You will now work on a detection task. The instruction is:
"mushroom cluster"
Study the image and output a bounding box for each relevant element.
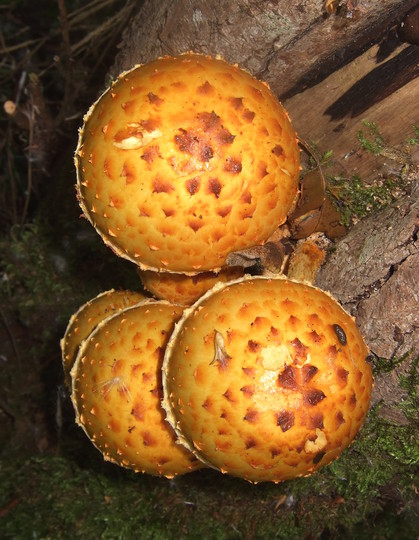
[64,53,373,482]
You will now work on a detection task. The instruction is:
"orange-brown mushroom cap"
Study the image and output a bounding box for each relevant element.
[71,299,203,477]
[75,53,300,274]
[61,289,145,388]
[162,276,373,483]
[138,266,244,306]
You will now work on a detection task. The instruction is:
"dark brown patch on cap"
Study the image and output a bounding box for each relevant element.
[189,219,203,232]
[147,92,164,106]
[247,340,261,353]
[240,385,255,398]
[141,145,162,166]
[305,388,326,406]
[229,97,243,110]
[185,176,201,195]
[270,447,281,457]
[224,157,242,174]
[258,161,268,179]
[336,367,349,384]
[121,100,136,114]
[162,207,176,217]
[197,111,235,146]
[200,144,214,162]
[242,366,256,378]
[223,388,236,403]
[335,410,345,427]
[197,81,214,95]
[272,144,284,157]
[217,205,232,218]
[131,403,144,422]
[309,330,323,344]
[244,408,259,423]
[290,338,308,361]
[302,364,318,384]
[215,439,232,451]
[207,177,222,198]
[278,365,298,390]
[202,397,213,411]
[152,176,175,193]
[327,344,338,359]
[276,410,295,432]
[245,438,257,449]
[240,190,252,204]
[288,315,300,328]
[141,117,161,132]
[242,109,255,122]
[250,86,263,101]
[175,128,195,153]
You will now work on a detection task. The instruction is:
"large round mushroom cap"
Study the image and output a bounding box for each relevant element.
[71,300,203,477]
[162,277,373,483]
[61,289,145,388]
[75,53,300,274]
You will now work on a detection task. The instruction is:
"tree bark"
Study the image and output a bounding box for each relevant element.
[315,188,418,415]
[111,0,417,98]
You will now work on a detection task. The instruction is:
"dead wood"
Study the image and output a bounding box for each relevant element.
[111,0,417,98]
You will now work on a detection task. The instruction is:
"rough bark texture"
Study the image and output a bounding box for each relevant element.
[315,188,418,414]
[111,0,417,98]
[315,189,418,360]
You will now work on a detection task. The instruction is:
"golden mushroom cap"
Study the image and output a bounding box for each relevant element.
[162,276,373,483]
[138,266,244,306]
[75,53,300,274]
[71,299,203,477]
[61,289,145,388]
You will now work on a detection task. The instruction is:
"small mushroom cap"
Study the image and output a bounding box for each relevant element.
[75,53,300,274]
[71,300,203,477]
[162,276,373,483]
[61,289,145,388]
[138,266,244,306]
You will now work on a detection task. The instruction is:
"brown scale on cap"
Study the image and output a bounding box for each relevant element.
[75,53,300,274]
[71,300,204,478]
[162,276,373,483]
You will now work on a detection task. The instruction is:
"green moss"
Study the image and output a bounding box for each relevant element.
[1,355,417,539]
[357,120,385,156]
[321,121,416,227]
[326,174,402,227]
[406,125,419,146]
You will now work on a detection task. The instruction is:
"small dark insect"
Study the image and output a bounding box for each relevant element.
[333,324,347,345]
